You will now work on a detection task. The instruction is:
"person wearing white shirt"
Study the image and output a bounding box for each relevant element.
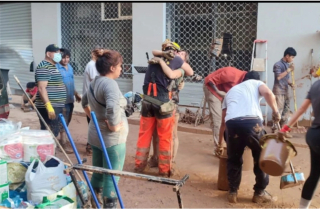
[82,46,103,155]
[218,72,281,204]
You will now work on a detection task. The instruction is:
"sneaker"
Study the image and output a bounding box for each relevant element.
[61,142,74,154]
[86,143,92,156]
[134,167,145,173]
[91,187,103,208]
[228,191,237,203]
[159,172,170,178]
[169,162,177,177]
[148,156,158,168]
[252,190,277,203]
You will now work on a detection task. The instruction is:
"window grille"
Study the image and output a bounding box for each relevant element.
[61,3,132,78]
[166,3,258,82]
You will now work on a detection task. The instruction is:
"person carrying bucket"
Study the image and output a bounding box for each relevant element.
[279,79,320,209]
[218,71,281,204]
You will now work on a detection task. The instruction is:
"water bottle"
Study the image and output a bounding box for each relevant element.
[12,195,23,208]
[1,197,14,208]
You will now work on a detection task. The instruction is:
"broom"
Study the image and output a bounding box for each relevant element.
[290,71,307,133]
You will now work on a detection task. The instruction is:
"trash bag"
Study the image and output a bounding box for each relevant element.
[25,156,67,204]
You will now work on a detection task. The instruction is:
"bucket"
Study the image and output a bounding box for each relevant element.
[21,130,55,162]
[217,148,229,191]
[259,134,297,176]
[242,147,254,171]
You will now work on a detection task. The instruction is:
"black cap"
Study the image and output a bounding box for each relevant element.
[45,44,60,53]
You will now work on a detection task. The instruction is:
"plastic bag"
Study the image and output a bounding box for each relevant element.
[25,156,67,204]
[45,183,77,209]
[0,119,22,139]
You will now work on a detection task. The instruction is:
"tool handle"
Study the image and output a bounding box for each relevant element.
[275,122,281,130]
[290,71,300,127]
[290,71,297,111]
[91,112,125,209]
[289,161,298,183]
[59,114,101,208]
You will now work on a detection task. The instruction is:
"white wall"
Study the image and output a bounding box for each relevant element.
[31,3,61,67]
[132,3,166,93]
[257,3,320,124]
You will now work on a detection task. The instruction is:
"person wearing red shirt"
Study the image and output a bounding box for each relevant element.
[203,67,256,155]
[21,82,38,112]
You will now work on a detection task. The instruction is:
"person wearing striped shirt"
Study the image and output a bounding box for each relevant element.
[35,44,71,153]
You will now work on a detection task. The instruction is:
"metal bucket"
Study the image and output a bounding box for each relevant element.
[217,148,229,191]
[259,134,297,176]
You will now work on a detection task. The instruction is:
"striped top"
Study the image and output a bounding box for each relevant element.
[35,60,66,108]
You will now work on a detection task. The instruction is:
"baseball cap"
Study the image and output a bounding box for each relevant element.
[45,44,60,53]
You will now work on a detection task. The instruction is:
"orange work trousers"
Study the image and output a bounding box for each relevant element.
[135,100,174,176]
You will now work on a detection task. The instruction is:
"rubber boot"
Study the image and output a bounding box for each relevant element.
[148,155,158,168]
[90,187,103,208]
[103,197,118,209]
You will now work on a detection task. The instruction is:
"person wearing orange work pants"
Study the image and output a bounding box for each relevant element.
[135,100,174,176]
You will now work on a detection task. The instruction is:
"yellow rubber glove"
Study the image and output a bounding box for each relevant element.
[316,67,320,77]
[45,102,56,120]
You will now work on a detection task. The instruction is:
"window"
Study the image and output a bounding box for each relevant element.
[101,3,132,21]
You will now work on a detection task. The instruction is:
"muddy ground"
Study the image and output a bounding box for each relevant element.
[7,106,320,208]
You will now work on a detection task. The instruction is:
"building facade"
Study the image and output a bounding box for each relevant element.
[0,3,319,123]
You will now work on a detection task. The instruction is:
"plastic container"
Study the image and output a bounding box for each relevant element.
[259,134,297,176]
[21,130,55,162]
[0,183,9,203]
[36,195,74,209]
[0,135,23,162]
[76,181,89,208]
[1,197,14,208]
[12,195,23,208]
[0,119,21,138]
[0,160,7,185]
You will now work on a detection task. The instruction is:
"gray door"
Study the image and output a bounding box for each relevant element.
[0,3,34,93]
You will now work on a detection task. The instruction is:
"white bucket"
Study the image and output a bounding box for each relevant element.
[21,130,56,162]
[0,135,23,162]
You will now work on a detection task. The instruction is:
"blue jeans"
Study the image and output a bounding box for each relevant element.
[226,117,269,193]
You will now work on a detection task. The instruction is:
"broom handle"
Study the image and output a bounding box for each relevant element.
[291,71,299,127]
[13,75,84,182]
[289,161,298,183]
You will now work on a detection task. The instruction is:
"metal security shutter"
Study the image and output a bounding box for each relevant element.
[0,3,33,92]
